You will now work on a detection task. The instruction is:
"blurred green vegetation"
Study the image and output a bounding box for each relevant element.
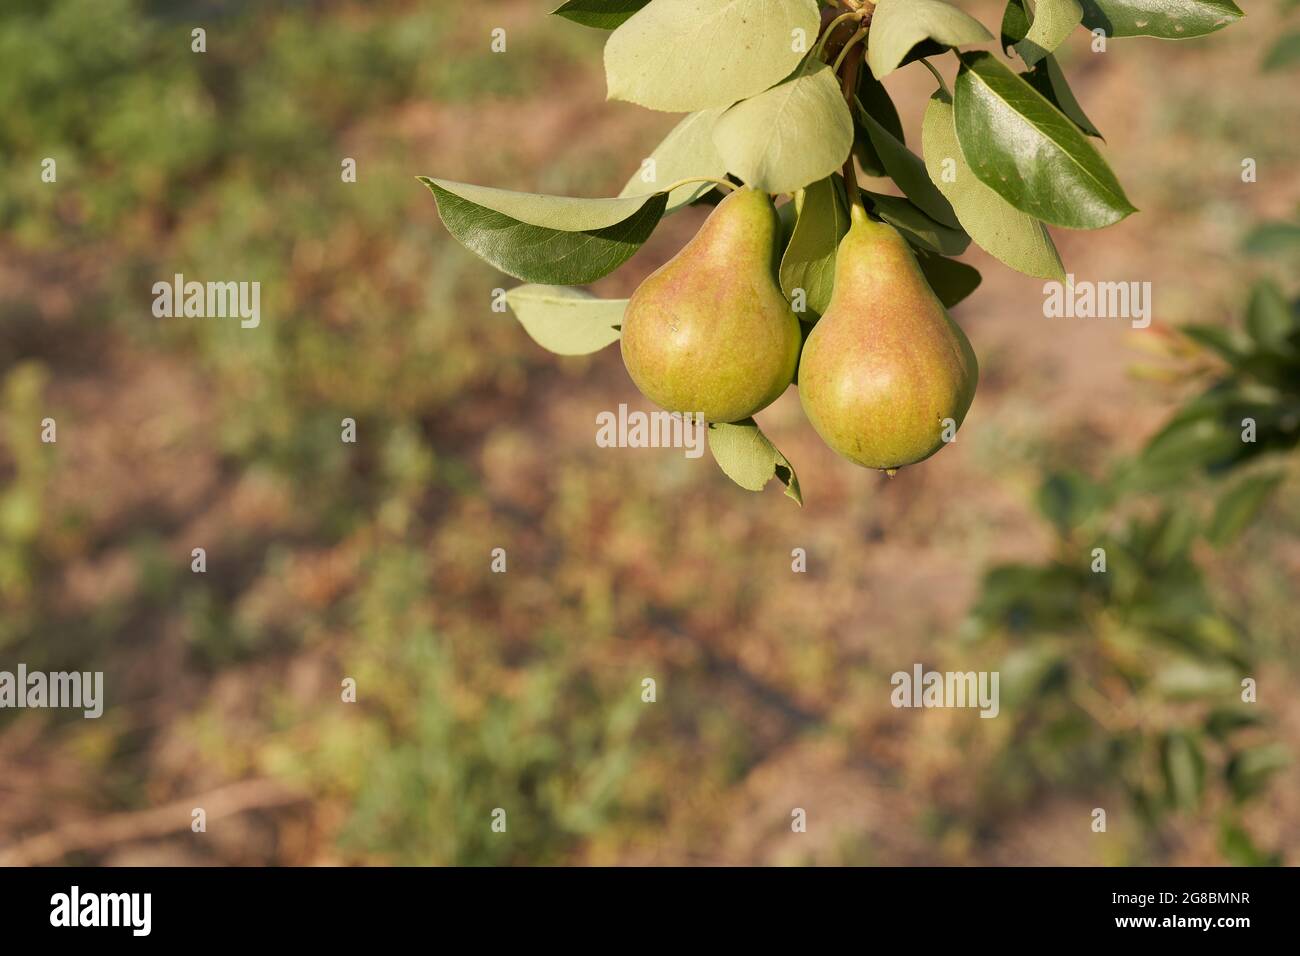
[968,275,1300,864]
[0,0,1296,865]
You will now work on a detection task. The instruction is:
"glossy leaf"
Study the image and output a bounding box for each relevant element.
[551,0,651,29]
[953,51,1135,229]
[866,192,970,256]
[712,62,854,194]
[1003,0,1102,136]
[853,70,905,177]
[620,109,728,213]
[1025,55,1104,138]
[922,91,1065,280]
[858,105,961,229]
[604,0,819,112]
[1078,0,1243,39]
[505,285,626,355]
[421,178,667,284]
[708,419,802,505]
[780,176,849,319]
[867,0,993,79]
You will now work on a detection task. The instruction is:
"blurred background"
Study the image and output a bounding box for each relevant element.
[1,0,1297,865]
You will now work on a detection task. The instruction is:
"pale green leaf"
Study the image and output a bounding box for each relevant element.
[712,62,854,194]
[922,91,1065,280]
[1015,0,1083,66]
[708,419,802,504]
[867,0,994,79]
[780,176,849,318]
[620,109,728,213]
[604,0,820,112]
[505,285,626,355]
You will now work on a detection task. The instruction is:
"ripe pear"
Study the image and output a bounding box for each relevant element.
[798,207,978,471]
[620,187,801,423]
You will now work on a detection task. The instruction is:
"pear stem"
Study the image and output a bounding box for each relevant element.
[919,58,950,97]
[658,176,737,195]
[831,27,867,74]
[812,11,864,63]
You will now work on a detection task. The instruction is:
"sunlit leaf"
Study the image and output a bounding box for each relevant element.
[505,285,626,355]
[604,0,819,112]
[922,90,1065,279]
[708,418,802,504]
[953,51,1135,229]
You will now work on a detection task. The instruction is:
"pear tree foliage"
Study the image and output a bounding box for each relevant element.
[422,0,1242,501]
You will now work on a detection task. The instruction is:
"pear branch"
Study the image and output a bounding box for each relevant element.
[838,33,866,215]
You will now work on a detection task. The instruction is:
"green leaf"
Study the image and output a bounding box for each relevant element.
[1244,280,1295,352]
[1207,473,1283,546]
[1003,0,1102,137]
[1035,469,1101,534]
[1242,220,1300,256]
[1204,707,1263,740]
[858,105,961,229]
[1263,31,1300,70]
[922,91,1065,280]
[953,51,1135,229]
[1160,731,1205,811]
[619,109,728,213]
[853,70,905,177]
[604,0,820,112]
[1226,744,1289,802]
[712,62,854,194]
[1155,660,1241,700]
[780,177,849,319]
[1219,821,1282,866]
[707,419,802,505]
[1078,0,1243,39]
[1141,406,1243,475]
[1015,0,1083,66]
[867,0,994,79]
[420,178,667,284]
[866,192,970,257]
[1180,323,1251,364]
[552,0,651,29]
[1024,55,1104,138]
[913,248,982,308]
[504,285,626,355]
[1001,0,1033,50]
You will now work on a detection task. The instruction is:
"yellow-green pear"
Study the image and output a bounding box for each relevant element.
[798,207,978,471]
[620,186,801,423]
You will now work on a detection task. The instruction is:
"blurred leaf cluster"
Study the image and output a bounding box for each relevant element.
[968,271,1300,865]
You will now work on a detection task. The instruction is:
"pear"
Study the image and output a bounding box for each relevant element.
[798,207,978,471]
[620,187,802,423]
